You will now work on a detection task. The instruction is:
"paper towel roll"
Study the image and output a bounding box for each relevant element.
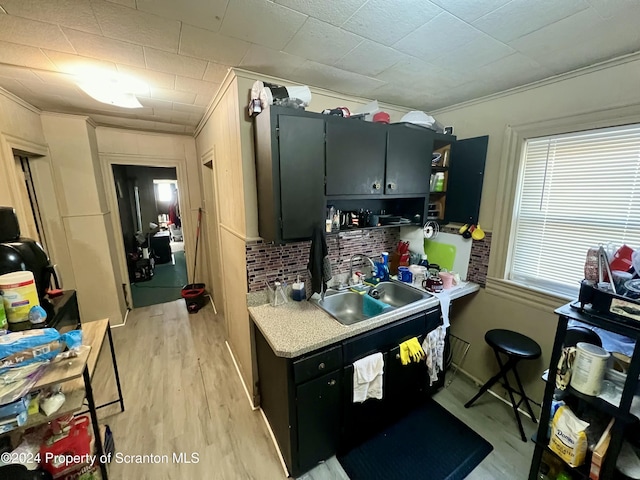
[400,226,426,255]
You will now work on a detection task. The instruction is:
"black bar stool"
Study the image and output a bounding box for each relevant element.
[464,329,541,442]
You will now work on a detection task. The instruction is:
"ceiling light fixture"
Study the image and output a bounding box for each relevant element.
[75,69,148,109]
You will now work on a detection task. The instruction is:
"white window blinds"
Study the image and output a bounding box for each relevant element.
[509,123,640,297]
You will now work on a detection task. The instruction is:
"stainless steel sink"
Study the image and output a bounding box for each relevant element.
[312,281,432,325]
[316,291,369,325]
[371,281,426,307]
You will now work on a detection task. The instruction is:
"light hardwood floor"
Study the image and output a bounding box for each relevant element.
[92,300,535,479]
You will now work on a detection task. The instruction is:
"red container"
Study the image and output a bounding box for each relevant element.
[181,283,206,313]
[610,244,634,273]
[40,416,91,477]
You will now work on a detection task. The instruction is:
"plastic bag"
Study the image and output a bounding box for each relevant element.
[0,329,60,358]
[0,329,83,370]
[0,361,49,405]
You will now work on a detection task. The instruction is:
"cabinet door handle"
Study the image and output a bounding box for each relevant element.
[387,182,396,190]
[318,362,325,370]
[372,182,381,190]
[396,353,400,360]
[328,379,336,386]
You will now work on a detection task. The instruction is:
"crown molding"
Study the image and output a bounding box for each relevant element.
[94,124,193,138]
[194,66,414,138]
[195,67,236,137]
[40,110,92,122]
[232,67,409,114]
[0,86,40,114]
[431,50,640,115]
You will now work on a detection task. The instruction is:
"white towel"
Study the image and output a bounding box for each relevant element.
[429,290,451,328]
[423,326,446,385]
[353,352,384,403]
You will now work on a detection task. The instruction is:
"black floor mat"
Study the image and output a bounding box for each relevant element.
[338,400,493,480]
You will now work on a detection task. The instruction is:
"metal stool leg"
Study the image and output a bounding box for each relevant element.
[512,362,537,423]
[464,353,513,408]
[493,351,527,442]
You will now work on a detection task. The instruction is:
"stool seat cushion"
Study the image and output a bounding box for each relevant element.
[485,329,541,359]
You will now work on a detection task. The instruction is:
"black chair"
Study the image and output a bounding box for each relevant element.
[564,325,602,348]
[464,329,542,442]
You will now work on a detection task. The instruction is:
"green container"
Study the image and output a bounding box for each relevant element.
[0,297,6,331]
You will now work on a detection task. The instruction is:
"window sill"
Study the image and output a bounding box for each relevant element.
[485,277,573,313]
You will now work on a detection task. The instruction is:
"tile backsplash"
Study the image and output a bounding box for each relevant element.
[246,228,401,292]
[440,226,491,287]
[245,226,491,292]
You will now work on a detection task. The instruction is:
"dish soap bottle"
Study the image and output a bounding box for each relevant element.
[379,252,390,281]
[419,254,429,268]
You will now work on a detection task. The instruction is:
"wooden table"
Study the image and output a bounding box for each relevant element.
[69,319,125,413]
[75,319,125,479]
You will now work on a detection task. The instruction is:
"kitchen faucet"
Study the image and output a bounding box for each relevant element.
[349,254,376,285]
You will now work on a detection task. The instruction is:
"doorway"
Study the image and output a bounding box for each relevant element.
[13,155,46,245]
[111,165,188,308]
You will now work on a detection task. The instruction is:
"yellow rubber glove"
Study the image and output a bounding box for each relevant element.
[399,342,410,365]
[408,337,425,362]
[403,338,415,363]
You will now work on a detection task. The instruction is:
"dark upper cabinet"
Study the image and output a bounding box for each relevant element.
[325,118,387,196]
[385,124,434,195]
[444,135,488,224]
[254,107,326,243]
[278,115,326,239]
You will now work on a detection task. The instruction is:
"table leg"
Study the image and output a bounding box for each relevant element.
[107,322,125,412]
[84,366,108,480]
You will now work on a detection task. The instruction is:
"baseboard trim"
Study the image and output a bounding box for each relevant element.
[224,340,258,411]
[259,407,290,478]
[110,308,131,329]
[206,294,218,315]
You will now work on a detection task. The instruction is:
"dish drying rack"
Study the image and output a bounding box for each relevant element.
[446,334,471,387]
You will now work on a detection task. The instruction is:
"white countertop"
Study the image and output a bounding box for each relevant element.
[249,281,480,359]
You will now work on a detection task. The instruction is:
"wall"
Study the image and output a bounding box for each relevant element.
[0,90,76,292]
[41,113,125,325]
[111,165,136,252]
[429,55,640,401]
[195,75,250,396]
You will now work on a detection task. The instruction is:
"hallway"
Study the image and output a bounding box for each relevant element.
[131,242,188,308]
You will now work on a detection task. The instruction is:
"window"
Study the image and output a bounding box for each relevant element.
[156,182,173,202]
[508,123,640,297]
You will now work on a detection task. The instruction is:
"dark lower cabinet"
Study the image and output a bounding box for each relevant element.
[254,306,443,477]
[296,370,342,469]
[341,355,389,451]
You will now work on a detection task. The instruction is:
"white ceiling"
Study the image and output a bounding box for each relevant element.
[0,0,638,135]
